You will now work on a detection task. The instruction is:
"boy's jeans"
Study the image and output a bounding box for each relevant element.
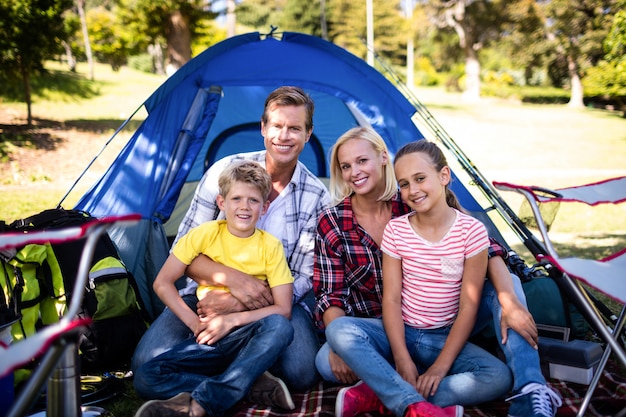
[133,314,293,417]
[132,293,320,392]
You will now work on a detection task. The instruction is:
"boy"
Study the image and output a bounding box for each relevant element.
[134,160,295,417]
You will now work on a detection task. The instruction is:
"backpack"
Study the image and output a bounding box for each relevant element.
[1,208,148,374]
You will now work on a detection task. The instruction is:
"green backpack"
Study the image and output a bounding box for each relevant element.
[1,208,148,375]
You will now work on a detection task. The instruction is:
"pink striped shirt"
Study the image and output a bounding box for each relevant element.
[381,210,489,329]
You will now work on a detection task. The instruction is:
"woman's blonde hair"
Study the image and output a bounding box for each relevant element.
[328,127,398,205]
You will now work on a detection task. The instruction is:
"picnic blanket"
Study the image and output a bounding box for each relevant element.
[229,359,626,417]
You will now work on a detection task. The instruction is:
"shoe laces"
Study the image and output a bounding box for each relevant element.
[506,383,562,416]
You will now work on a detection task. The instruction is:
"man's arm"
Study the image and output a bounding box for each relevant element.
[187,255,273,315]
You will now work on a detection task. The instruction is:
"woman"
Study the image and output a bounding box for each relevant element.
[313,127,560,417]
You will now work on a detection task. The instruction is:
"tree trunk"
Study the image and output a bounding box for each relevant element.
[20,62,32,126]
[567,54,584,108]
[62,40,77,72]
[463,47,481,102]
[226,0,236,37]
[166,10,192,74]
[76,0,94,81]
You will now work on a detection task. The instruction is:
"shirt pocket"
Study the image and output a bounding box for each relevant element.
[440,256,464,282]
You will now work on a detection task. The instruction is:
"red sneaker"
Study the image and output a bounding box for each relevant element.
[404,401,464,417]
[335,380,387,417]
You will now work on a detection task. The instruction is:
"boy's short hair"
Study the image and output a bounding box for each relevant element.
[218,160,272,202]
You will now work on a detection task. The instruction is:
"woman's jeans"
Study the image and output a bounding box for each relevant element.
[323,317,511,414]
[132,293,321,392]
[133,314,293,417]
[317,275,546,411]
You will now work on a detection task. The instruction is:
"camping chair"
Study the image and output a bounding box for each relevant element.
[493,177,626,417]
[0,214,139,417]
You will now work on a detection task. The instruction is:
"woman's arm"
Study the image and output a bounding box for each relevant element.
[153,255,202,335]
[195,283,293,345]
[382,253,418,386]
[417,248,488,398]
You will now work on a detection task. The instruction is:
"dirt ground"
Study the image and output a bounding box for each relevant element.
[0,107,126,196]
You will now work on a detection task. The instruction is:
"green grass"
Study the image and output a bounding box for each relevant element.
[2,68,625,416]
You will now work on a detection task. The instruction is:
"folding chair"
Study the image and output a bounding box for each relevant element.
[494,177,626,417]
[0,214,139,417]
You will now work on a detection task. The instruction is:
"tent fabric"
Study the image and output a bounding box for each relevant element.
[74,31,491,319]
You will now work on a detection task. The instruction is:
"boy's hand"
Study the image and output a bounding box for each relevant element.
[195,315,237,345]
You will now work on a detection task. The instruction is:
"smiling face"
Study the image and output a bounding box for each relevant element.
[217,181,269,238]
[394,151,450,213]
[261,104,311,171]
[336,138,388,198]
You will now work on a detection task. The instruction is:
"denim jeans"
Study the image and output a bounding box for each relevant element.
[132,293,320,392]
[133,314,294,417]
[323,317,511,414]
[473,276,547,393]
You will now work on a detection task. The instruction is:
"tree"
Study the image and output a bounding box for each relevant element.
[0,0,74,125]
[583,0,626,115]
[326,0,407,66]
[426,0,525,101]
[119,0,214,72]
[543,0,618,107]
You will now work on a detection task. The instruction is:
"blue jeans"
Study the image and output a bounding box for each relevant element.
[134,314,293,417]
[132,293,320,392]
[323,317,511,414]
[473,276,547,393]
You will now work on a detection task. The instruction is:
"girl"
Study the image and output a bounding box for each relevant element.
[381,140,511,414]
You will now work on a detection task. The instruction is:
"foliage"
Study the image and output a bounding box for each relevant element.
[582,3,626,105]
[0,0,74,123]
[543,0,618,88]
[326,0,407,65]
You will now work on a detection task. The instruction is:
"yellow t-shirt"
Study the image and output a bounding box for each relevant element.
[172,220,294,300]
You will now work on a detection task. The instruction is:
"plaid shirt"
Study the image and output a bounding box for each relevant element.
[176,151,330,304]
[313,193,507,329]
[313,192,411,329]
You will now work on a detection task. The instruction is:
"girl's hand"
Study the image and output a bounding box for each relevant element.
[395,357,419,388]
[416,364,447,399]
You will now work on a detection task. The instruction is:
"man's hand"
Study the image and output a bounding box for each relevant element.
[229,274,273,310]
[186,255,273,310]
[197,290,245,318]
[500,298,538,349]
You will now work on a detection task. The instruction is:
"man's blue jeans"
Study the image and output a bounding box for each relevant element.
[473,276,547,393]
[132,293,320,392]
[133,314,293,417]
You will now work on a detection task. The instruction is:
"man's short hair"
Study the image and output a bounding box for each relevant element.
[218,160,272,202]
[262,86,314,132]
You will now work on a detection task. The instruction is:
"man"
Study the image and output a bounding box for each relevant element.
[132,86,330,406]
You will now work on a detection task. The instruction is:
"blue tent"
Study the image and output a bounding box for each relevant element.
[74,31,498,319]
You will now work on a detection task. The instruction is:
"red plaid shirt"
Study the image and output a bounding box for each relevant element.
[313,192,507,330]
[313,192,411,329]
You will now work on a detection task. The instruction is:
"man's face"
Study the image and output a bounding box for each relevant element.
[261,104,311,168]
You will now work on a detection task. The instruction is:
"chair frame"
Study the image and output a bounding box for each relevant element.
[0,214,139,417]
[494,178,626,417]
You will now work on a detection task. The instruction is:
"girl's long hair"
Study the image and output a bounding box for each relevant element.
[394,140,461,210]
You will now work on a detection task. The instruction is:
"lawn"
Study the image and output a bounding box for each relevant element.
[1,62,625,416]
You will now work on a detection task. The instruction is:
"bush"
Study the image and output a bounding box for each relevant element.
[128,54,155,74]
